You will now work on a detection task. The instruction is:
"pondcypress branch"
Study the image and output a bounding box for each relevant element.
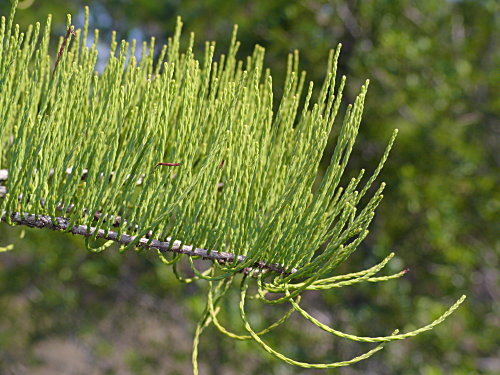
[1,210,296,275]
[0,1,466,371]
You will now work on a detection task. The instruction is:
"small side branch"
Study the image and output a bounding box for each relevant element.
[52,25,76,77]
[0,211,296,275]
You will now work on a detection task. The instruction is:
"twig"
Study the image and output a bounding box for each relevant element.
[52,25,76,78]
[156,162,181,167]
[0,211,296,275]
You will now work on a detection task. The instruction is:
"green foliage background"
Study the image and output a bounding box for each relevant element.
[0,0,498,374]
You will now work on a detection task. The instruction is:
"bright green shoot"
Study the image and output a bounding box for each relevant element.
[0,1,465,373]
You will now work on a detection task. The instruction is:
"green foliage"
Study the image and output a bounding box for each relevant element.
[0,1,475,373]
[1,3,387,279]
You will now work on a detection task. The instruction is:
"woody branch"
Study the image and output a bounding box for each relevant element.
[0,169,294,275]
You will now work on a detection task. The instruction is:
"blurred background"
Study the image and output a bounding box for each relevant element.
[0,0,498,374]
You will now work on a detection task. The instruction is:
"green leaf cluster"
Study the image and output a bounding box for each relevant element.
[0,1,465,371]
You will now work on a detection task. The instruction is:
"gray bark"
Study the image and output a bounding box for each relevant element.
[1,211,294,275]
